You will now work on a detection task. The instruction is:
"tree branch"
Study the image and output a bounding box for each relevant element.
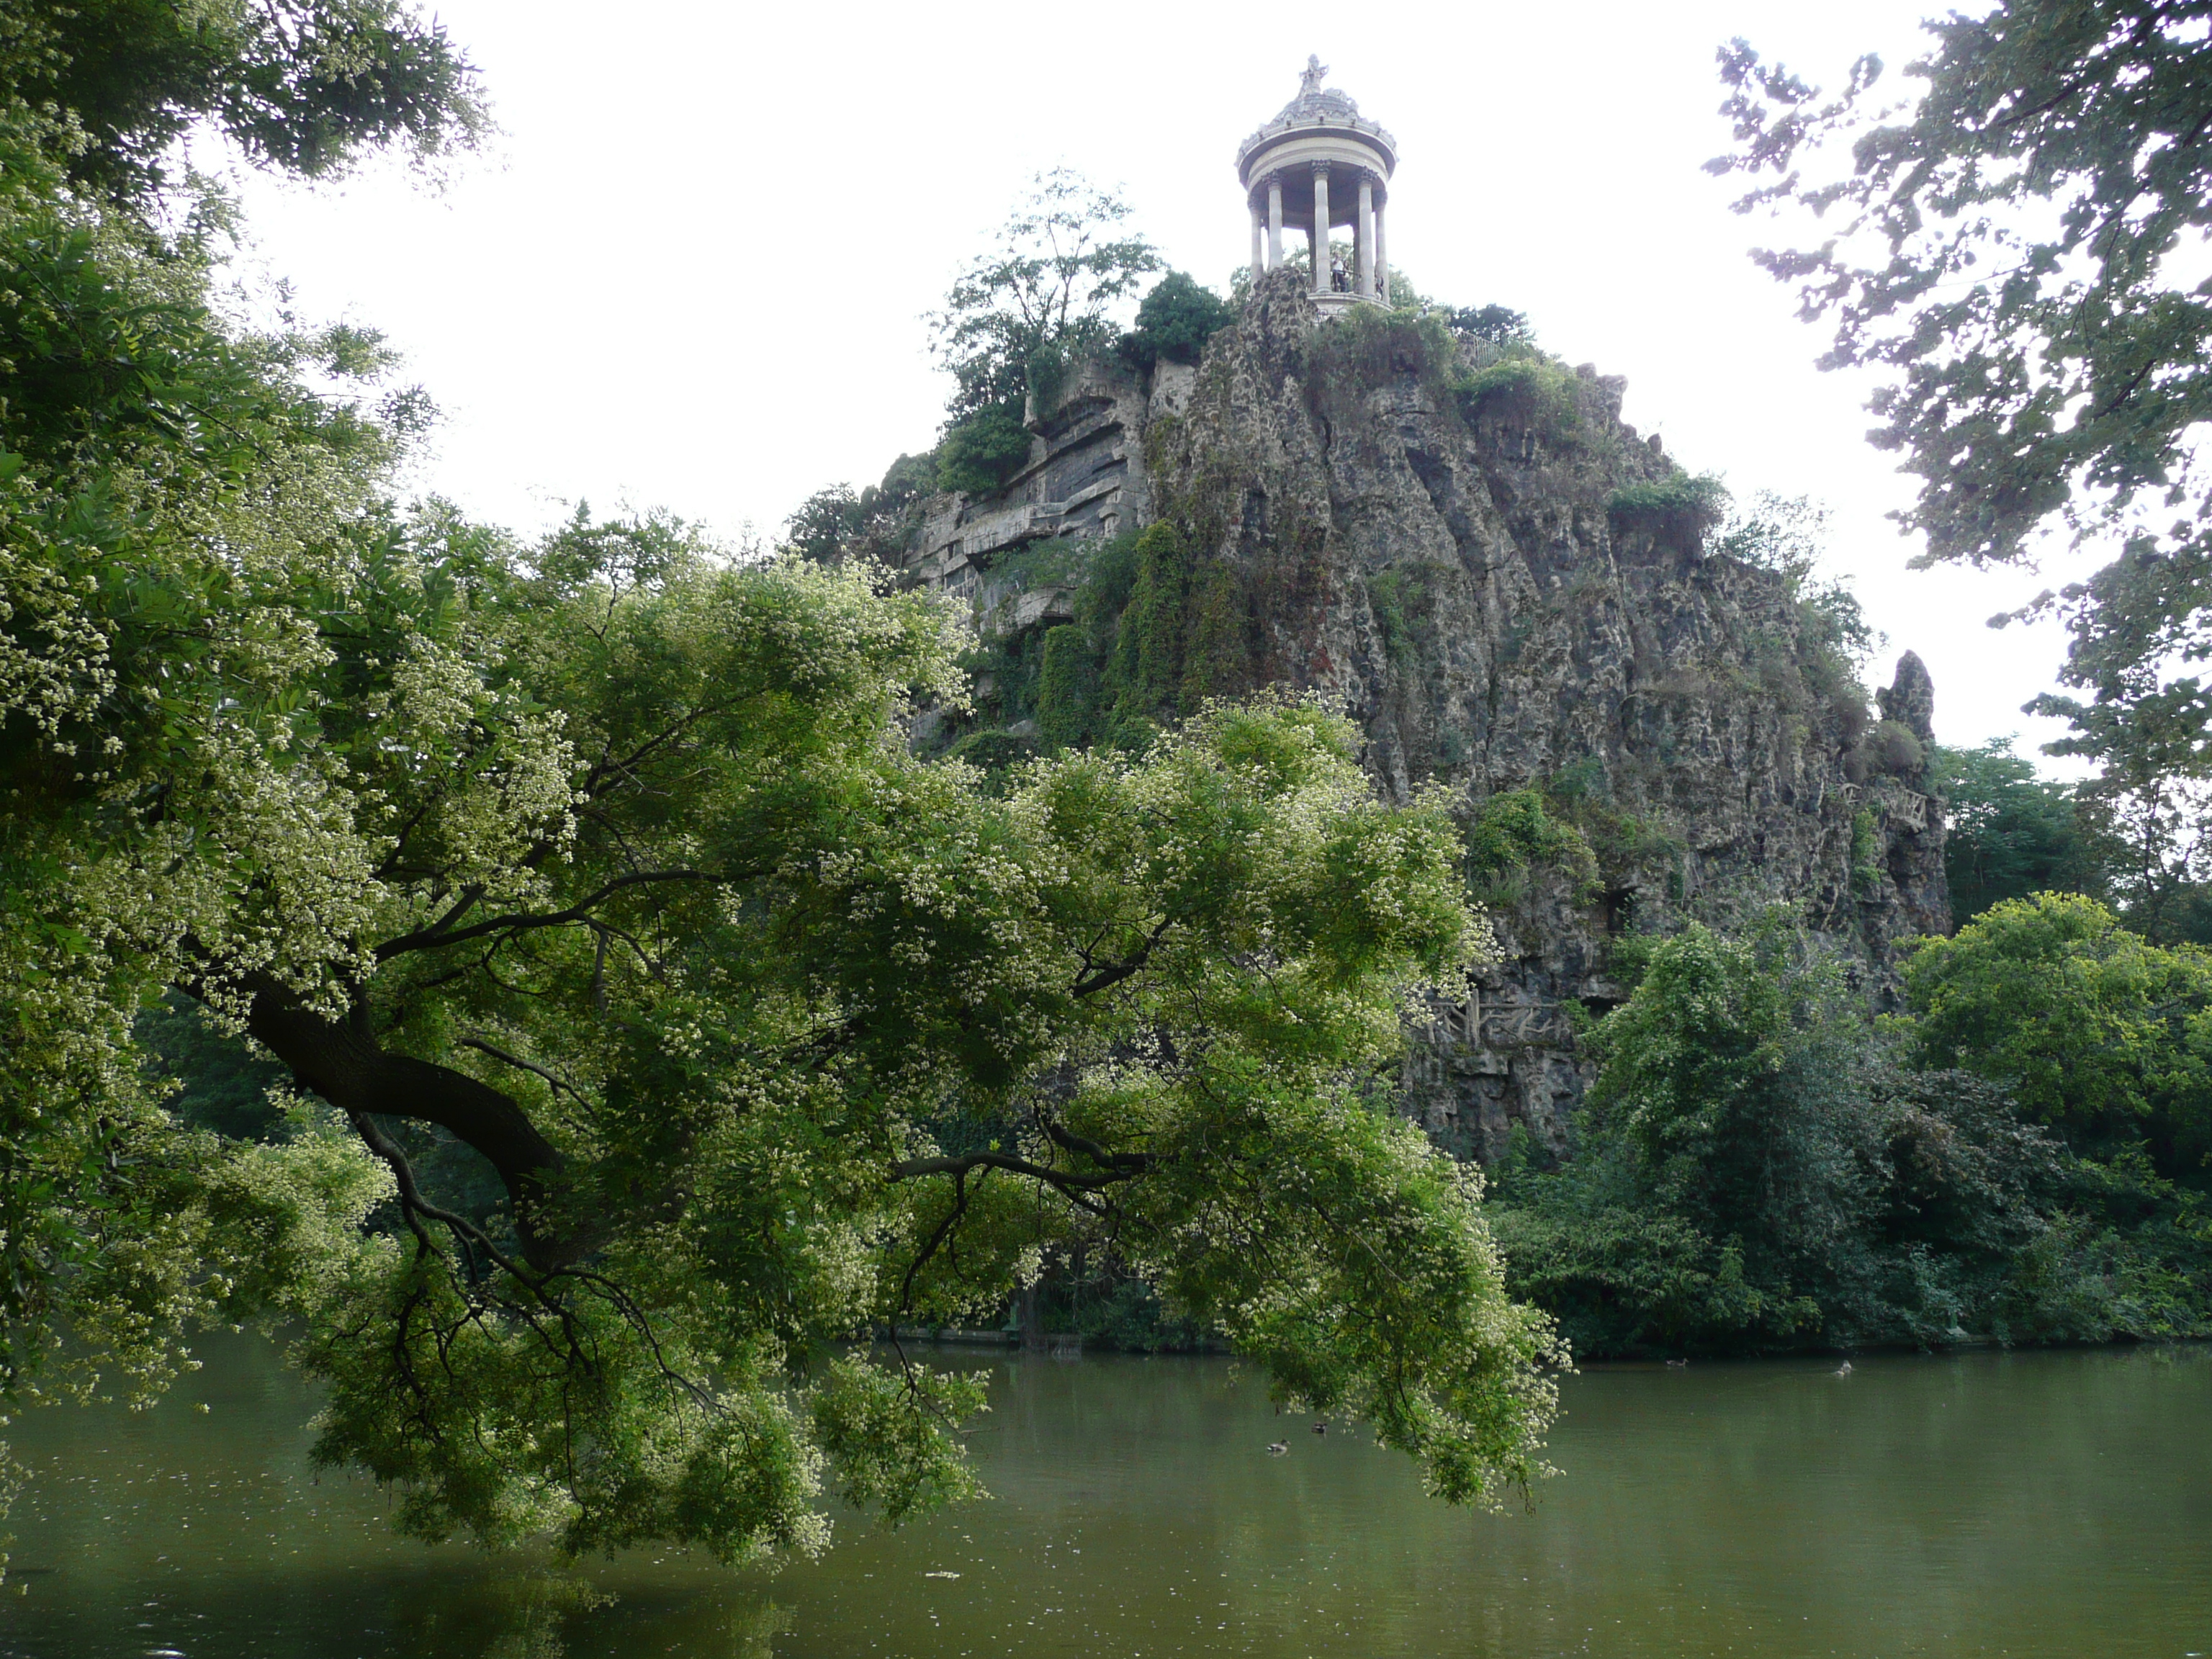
[1070,915,1174,998]
[459,1035,595,1106]
[1038,1116,1154,1174]
[374,871,719,961]
[199,972,574,1267]
[889,1148,1149,1218]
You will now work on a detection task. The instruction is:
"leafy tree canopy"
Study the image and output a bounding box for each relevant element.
[1930,739,2103,923]
[4,0,489,203]
[1447,305,1532,345]
[0,17,1560,1559]
[1490,917,2151,1354]
[1121,271,1234,371]
[1491,912,2212,1354]
[778,454,935,565]
[927,168,1160,423]
[1900,892,2212,1175]
[1712,1,2211,575]
[933,401,1033,498]
[1714,2,2212,891]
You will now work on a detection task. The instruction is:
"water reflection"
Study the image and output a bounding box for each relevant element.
[4,1335,2208,1657]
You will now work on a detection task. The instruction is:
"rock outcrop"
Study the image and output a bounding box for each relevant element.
[897,267,1948,1161]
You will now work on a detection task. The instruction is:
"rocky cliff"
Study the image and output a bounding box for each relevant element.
[898,266,1948,1160]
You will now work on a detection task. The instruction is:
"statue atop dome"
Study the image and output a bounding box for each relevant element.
[1299,54,1328,96]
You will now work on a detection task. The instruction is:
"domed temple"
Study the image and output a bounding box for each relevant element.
[887,55,1949,1163]
[1238,56,1395,313]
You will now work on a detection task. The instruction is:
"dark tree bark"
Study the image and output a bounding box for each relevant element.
[222,974,570,1266]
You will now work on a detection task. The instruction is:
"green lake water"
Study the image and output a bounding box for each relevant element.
[2,1334,2208,1658]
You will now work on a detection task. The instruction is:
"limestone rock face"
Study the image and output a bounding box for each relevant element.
[904,269,1950,1160]
[907,358,1155,639]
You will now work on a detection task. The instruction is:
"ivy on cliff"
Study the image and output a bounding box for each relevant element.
[1030,523,1255,755]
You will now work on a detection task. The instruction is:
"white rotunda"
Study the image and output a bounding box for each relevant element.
[1237,56,1395,315]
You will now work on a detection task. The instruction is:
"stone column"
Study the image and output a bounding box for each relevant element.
[1250,207,1264,283]
[1266,174,1283,268]
[1376,197,1390,304]
[1357,174,1376,300]
[1311,162,1331,297]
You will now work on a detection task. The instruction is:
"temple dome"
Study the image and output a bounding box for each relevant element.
[1272,84,1361,122]
[1234,58,1396,189]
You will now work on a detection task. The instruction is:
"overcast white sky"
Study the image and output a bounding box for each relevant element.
[220,0,2098,765]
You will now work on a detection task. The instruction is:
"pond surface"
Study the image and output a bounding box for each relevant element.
[2,1335,2208,1658]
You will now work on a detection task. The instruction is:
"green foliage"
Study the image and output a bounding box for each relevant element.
[1717,8,2212,862]
[1028,523,1252,754]
[4,0,489,204]
[1447,305,1533,345]
[1035,623,1100,752]
[942,728,1038,783]
[1304,305,1463,410]
[1714,492,1875,683]
[806,1356,990,1527]
[138,994,289,1142]
[1851,808,1882,896]
[1715,6,2212,573]
[955,619,1047,729]
[1606,473,1728,547]
[1078,523,1144,621]
[1869,719,1925,777]
[1899,893,2212,1177]
[1029,1262,1206,1352]
[1026,533,1136,754]
[1488,917,2212,1354]
[1138,1069,1558,1506]
[780,453,936,564]
[1452,349,1581,434]
[928,168,1160,422]
[0,21,1560,1557]
[1376,263,1432,313]
[1121,271,1233,371]
[1366,567,1416,667]
[1932,740,2102,922]
[1177,563,1250,716]
[1465,790,1599,902]
[1536,763,1682,887]
[2021,556,2212,942]
[1110,521,1190,719]
[935,401,1032,498]
[1588,922,1864,1231]
[1712,490,1825,580]
[1486,1190,1822,1356]
[781,485,863,565]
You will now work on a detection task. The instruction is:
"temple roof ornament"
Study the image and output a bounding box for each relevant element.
[1272,54,1361,123]
[1235,60,1396,180]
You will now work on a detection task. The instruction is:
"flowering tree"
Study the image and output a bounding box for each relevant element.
[0,1,1559,1560]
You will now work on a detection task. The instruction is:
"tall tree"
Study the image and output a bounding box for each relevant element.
[1930,739,2105,922]
[928,168,1160,421]
[1902,892,2212,1174]
[1712,1,2212,868]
